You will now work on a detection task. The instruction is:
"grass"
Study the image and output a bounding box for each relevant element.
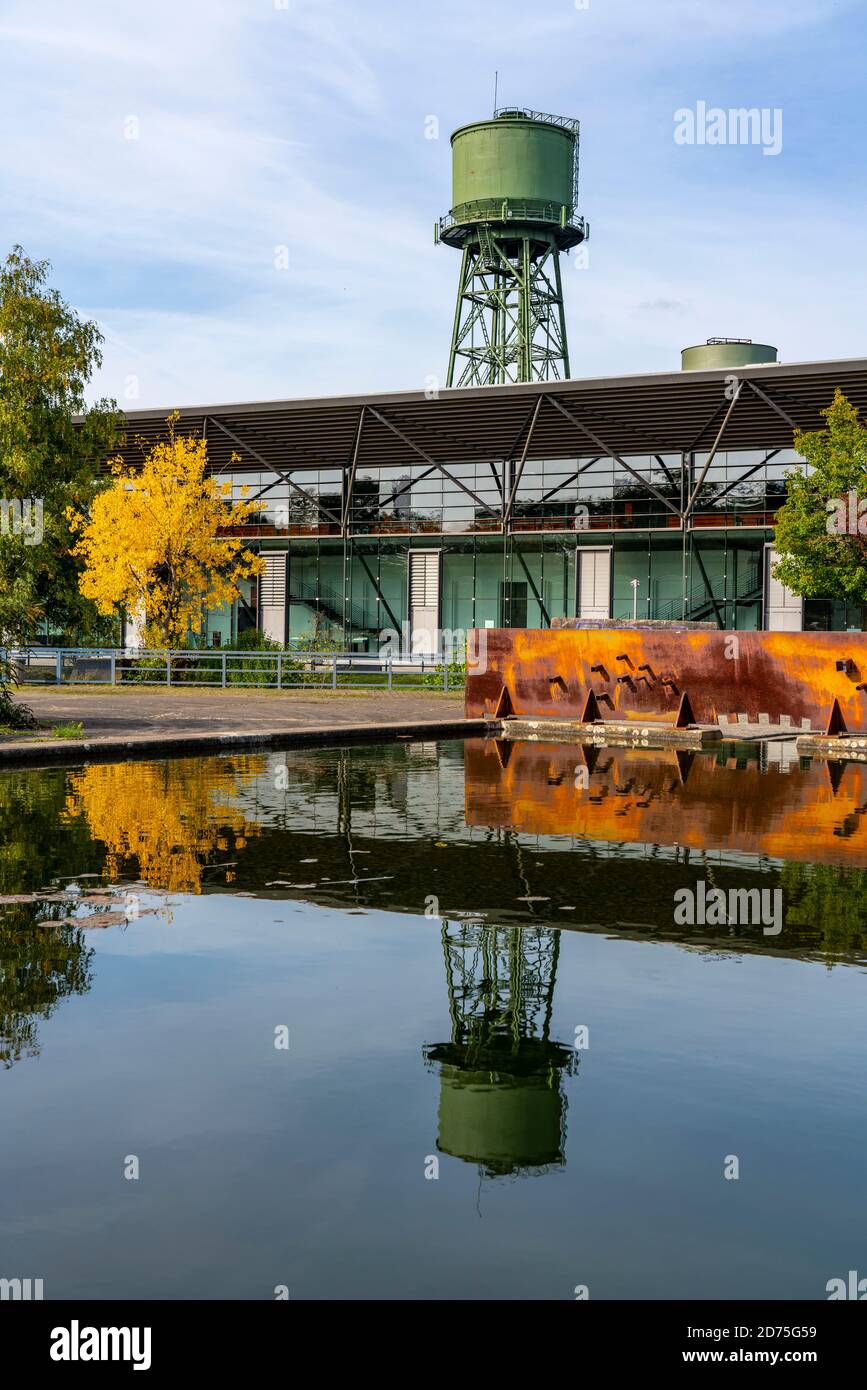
[51,721,85,739]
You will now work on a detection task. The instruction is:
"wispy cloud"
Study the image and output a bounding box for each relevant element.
[0,0,864,406]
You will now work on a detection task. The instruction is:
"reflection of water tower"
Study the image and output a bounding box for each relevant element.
[423,922,576,1178]
[438,108,588,386]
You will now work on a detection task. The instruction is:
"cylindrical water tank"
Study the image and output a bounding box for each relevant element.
[450,113,575,220]
[681,339,778,372]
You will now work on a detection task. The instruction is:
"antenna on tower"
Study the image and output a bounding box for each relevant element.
[493,71,498,114]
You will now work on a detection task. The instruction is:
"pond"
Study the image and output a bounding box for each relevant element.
[1,737,866,1299]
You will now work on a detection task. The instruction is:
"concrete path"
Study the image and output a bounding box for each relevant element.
[0,687,478,766]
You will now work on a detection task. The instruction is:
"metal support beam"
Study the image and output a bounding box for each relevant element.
[653,454,679,490]
[512,543,552,627]
[536,457,601,506]
[691,541,725,630]
[744,377,801,431]
[707,449,781,508]
[341,407,366,535]
[684,383,742,518]
[504,396,543,526]
[381,407,500,465]
[544,394,682,518]
[366,406,500,517]
[377,465,437,513]
[685,399,728,455]
[205,416,343,529]
[354,549,400,633]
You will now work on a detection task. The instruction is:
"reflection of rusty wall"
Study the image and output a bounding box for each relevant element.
[466,628,867,733]
[464,738,867,869]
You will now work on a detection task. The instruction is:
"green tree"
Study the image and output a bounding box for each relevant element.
[772,389,867,603]
[0,245,122,643]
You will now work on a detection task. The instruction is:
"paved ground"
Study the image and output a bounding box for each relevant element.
[0,686,476,765]
[14,686,466,738]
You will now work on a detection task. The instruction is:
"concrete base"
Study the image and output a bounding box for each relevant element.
[795,733,867,760]
[497,717,721,749]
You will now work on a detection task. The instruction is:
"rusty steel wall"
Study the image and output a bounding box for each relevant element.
[465,627,867,733]
[464,737,867,868]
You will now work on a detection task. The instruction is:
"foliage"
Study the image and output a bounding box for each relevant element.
[781,860,867,960]
[63,756,265,893]
[0,656,37,728]
[51,721,84,739]
[0,916,94,1067]
[422,636,466,690]
[67,414,265,648]
[773,390,867,603]
[0,246,121,644]
[0,765,99,1067]
[223,630,282,687]
[235,628,279,652]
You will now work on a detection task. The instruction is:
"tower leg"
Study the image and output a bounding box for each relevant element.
[446,229,570,386]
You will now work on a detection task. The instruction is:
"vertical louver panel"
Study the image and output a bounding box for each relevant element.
[260,552,288,607]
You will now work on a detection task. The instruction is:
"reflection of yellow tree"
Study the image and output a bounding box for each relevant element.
[63,756,265,893]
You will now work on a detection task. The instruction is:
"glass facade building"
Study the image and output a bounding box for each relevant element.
[116,357,867,648]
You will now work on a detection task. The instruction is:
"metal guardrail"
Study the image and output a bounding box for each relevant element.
[0,648,465,692]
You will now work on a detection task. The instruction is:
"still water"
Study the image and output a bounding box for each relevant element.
[2,737,866,1300]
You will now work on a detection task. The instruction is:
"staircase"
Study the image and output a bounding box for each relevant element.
[288,576,378,637]
[652,567,762,627]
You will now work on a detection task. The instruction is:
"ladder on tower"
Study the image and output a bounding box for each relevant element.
[477,224,498,270]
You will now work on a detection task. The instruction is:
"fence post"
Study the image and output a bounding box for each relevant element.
[55,650,62,685]
[444,657,449,693]
[277,652,282,691]
[388,655,393,691]
[221,652,227,689]
[166,651,171,687]
[110,651,116,685]
[332,654,337,690]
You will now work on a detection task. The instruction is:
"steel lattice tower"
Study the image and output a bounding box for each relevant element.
[438,107,588,387]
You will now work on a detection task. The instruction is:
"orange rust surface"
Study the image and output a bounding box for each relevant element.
[464,737,867,868]
[466,628,867,733]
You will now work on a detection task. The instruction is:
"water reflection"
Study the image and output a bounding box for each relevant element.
[424,923,576,1178]
[0,914,94,1068]
[464,737,867,867]
[63,755,267,892]
[4,741,867,1297]
[3,736,867,1077]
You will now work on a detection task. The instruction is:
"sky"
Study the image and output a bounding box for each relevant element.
[1,0,865,409]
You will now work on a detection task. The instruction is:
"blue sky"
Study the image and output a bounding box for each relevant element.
[1,0,865,408]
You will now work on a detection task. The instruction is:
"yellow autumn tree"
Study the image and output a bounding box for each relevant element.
[67,415,265,647]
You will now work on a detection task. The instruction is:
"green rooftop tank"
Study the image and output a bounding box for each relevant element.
[439,108,588,386]
[681,338,778,372]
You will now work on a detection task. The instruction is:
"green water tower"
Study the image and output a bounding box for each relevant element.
[438,107,588,386]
